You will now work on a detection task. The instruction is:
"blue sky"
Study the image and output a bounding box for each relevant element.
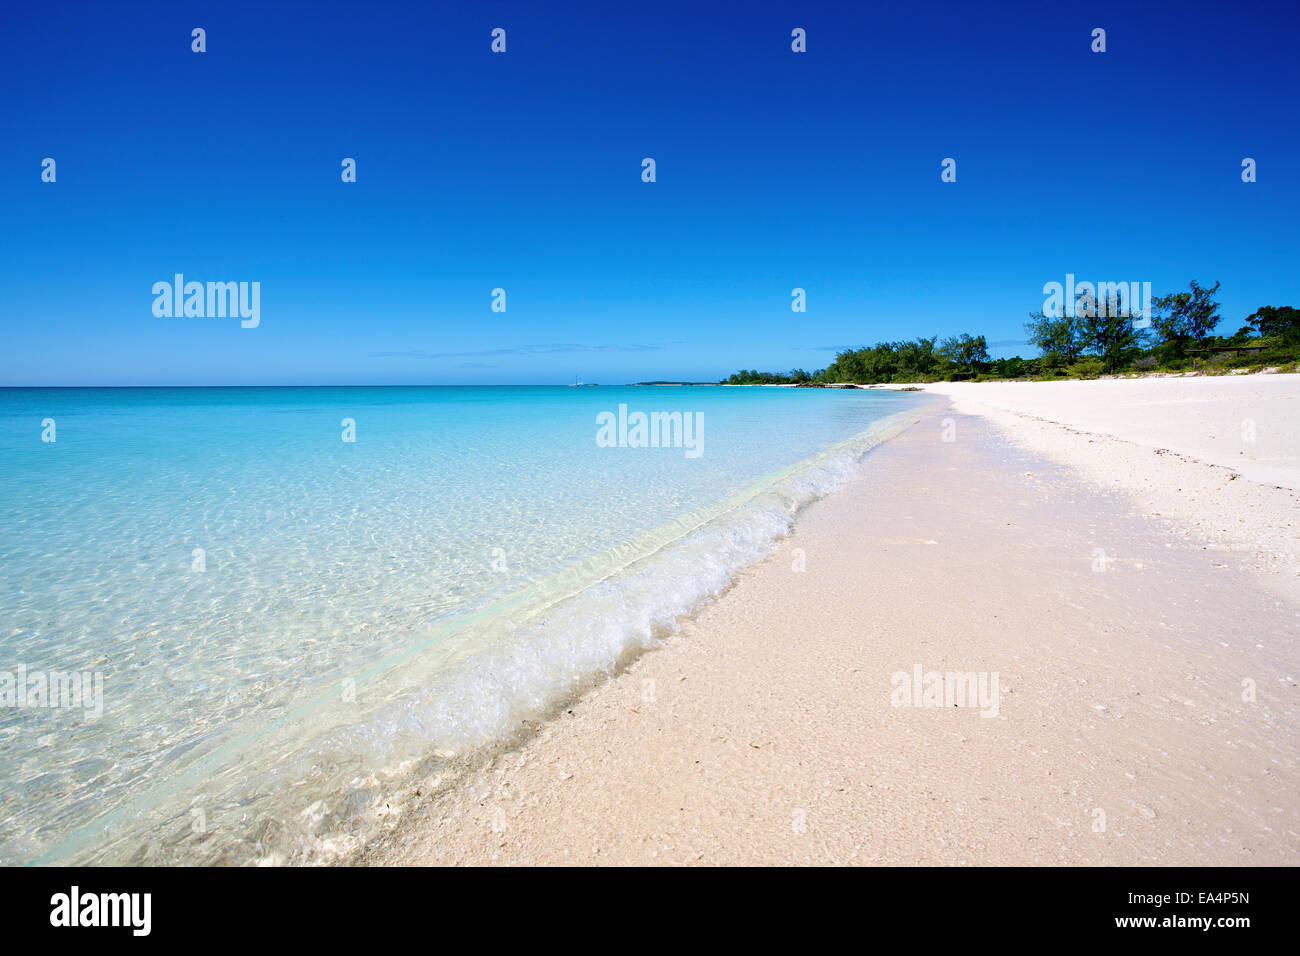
[2,0,1297,385]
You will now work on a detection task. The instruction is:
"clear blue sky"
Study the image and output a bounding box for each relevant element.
[2,0,1297,385]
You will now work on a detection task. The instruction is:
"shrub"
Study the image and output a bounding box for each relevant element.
[1066,356,1107,379]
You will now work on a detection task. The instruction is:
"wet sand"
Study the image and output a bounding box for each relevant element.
[364,393,1300,865]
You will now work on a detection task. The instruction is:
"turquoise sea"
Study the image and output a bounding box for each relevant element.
[0,385,929,864]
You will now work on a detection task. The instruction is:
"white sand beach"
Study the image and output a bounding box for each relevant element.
[364,375,1300,866]
[915,376,1300,488]
[908,376,1300,601]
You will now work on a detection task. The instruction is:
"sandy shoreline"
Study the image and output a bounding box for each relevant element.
[903,377,1300,603]
[362,378,1300,866]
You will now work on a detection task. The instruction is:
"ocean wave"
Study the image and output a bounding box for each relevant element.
[45,408,922,865]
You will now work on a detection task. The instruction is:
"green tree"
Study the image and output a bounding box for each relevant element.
[1024,311,1084,362]
[1082,308,1144,373]
[937,333,989,371]
[896,337,939,380]
[1245,305,1300,345]
[1077,287,1146,373]
[1153,280,1222,355]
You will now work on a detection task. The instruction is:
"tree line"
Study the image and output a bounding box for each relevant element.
[722,282,1299,385]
